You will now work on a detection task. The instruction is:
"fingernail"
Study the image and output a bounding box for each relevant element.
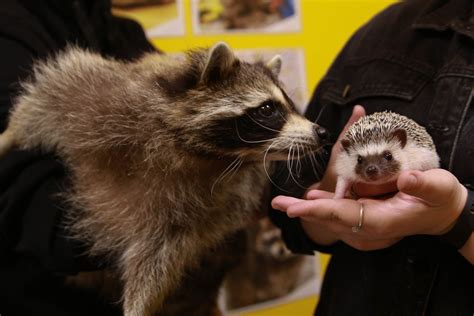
[287,209,301,218]
[271,202,285,212]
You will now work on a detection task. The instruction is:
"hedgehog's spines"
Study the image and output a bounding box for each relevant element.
[344,111,435,150]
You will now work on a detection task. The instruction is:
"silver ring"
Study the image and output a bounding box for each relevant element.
[352,203,365,233]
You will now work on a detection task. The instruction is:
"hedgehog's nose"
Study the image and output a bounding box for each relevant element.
[366,165,378,176]
[314,126,329,142]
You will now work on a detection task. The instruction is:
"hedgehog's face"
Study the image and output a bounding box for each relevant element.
[353,149,400,183]
[160,43,328,161]
[338,129,407,183]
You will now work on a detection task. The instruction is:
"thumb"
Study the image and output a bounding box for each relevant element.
[333,105,365,154]
[397,169,460,206]
[344,105,366,131]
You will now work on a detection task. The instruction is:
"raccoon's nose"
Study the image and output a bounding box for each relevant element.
[314,126,329,142]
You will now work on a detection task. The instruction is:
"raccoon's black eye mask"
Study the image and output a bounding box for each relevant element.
[249,100,282,121]
[205,99,288,150]
[243,99,287,132]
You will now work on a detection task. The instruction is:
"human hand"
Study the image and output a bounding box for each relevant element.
[305,105,365,195]
[273,169,468,251]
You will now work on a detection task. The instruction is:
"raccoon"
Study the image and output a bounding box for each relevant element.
[0,42,328,316]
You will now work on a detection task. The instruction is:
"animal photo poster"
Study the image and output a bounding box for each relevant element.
[193,0,302,34]
[111,0,185,37]
[220,217,320,314]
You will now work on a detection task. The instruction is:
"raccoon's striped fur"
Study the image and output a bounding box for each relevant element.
[0,42,327,316]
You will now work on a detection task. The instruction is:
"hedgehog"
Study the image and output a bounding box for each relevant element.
[333,111,440,199]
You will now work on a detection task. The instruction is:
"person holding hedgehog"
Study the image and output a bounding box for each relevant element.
[271,0,473,315]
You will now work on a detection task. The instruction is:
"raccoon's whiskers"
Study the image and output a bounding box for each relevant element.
[313,103,328,125]
[245,113,281,133]
[295,143,302,175]
[234,121,276,144]
[285,141,295,183]
[227,158,244,180]
[263,141,291,194]
[305,143,322,180]
[286,142,306,190]
[304,144,317,175]
[210,157,243,196]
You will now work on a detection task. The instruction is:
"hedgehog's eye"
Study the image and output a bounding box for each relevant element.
[256,101,277,118]
[383,151,393,161]
[357,155,363,164]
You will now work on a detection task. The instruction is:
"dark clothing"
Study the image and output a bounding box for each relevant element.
[271,0,474,315]
[0,0,154,315]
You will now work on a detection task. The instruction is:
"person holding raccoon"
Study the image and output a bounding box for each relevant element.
[0,0,153,315]
[271,0,474,315]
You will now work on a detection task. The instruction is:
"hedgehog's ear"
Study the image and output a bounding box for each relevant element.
[201,42,239,84]
[392,129,407,148]
[266,55,282,77]
[340,139,352,153]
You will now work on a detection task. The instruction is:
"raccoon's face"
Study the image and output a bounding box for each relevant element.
[158,43,328,161]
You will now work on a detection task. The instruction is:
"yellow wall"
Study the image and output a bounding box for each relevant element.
[120,1,398,314]
[151,0,397,102]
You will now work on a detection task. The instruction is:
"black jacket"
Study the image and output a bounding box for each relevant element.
[0,0,154,315]
[271,0,474,315]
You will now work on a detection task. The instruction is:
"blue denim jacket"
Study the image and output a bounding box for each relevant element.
[271,0,474,315]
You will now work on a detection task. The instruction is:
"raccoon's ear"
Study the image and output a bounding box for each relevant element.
[266,55,282,77]
[201,42,239,84]
[392,129,407,148]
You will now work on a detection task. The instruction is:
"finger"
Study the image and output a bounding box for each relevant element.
[299,215,355,235]
[333,105,366,152]
[353,181,398,198]
[271,195,305,211]
[286,198,364,229]
[397,169,463,206]
[305,189,334,200]
[305,182,321,192]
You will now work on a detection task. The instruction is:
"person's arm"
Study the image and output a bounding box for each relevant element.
[459,234,474,263]
[273,168,474,264]
[439,188,474,263]
[0,38,97,274]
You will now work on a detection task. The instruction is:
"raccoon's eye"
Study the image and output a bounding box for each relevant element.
[357,155,363,164]
[383,151,393,161]
[256,101,277,118]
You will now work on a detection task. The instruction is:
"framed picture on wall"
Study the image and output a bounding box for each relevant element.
[192,0,302,35]
[112,0,185,38]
